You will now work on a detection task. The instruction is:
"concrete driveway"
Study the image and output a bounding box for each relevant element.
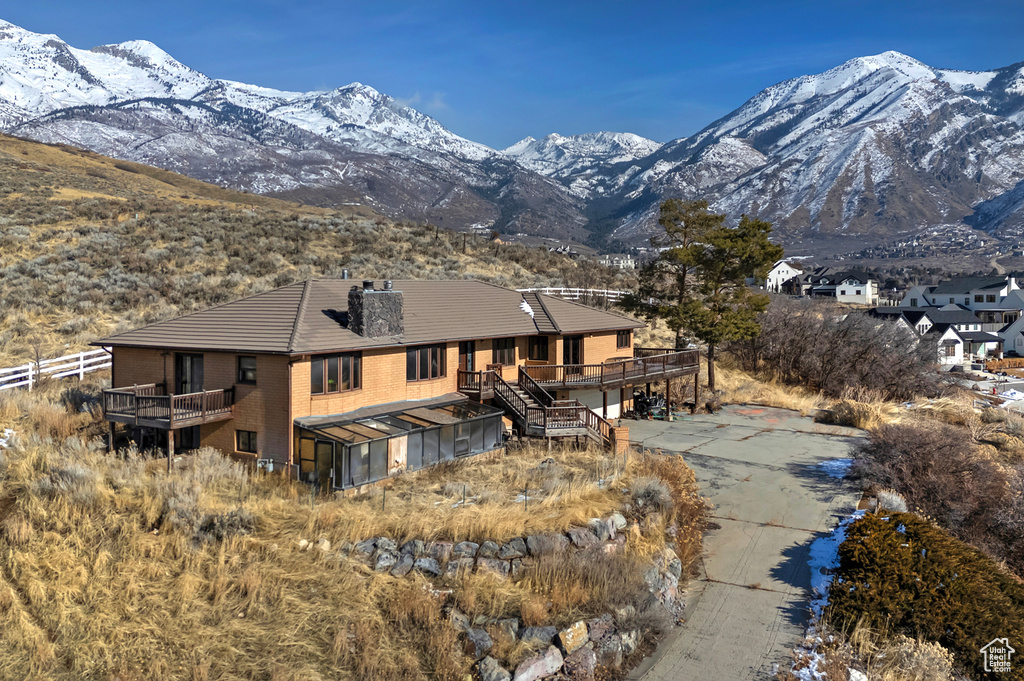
[626,406,862,681]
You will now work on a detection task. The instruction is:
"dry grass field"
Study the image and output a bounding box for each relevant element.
[0,134,631,366]
[0,379,705,681]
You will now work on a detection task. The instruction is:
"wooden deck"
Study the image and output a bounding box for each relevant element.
[522,347,699,391]
[102,384,235,430]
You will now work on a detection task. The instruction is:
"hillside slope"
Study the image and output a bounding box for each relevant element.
[0,134,619,364]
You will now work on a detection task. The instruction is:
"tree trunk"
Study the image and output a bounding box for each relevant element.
[707,343,716,393]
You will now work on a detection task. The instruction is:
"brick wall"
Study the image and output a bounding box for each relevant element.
[111,347,292,465]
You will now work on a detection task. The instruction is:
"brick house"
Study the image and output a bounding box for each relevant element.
[96,278,698,489]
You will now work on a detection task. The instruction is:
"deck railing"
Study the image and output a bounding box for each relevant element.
[102,384,235,428]
[522,348,699,388]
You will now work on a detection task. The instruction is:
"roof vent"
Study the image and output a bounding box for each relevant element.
[341,268,349,280]
[383,280,393,290]
[363,280,374,291]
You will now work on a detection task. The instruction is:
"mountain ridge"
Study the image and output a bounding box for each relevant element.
[2,18,1023,249]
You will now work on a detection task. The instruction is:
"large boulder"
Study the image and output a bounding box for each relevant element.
[390,553,414,577]
[494,618,520,641]
[464,628,493,660]
[567,527,600,549]
[595,634,623,669]
[513,645,563,681]
[413,557,441,577]
[519,626,558,646]
[557,621,589,656]
[587,614,614,643]
[478,540,501,558]
[353,538,376,559]
[374,551,398,572]
[499,537,527,559]
[453,541,480,558]
[400,539,424,556]
[588,518,612,542]
[563,645,597,681]
[476,558,511,578]
[609,512,627,530]
[526,533,569,556]
[426,541,453,562]
[621,629,640,656]
[375,537,397,553]
[445,557,475,577]
[477,656,511,681]
[449,607,470,632]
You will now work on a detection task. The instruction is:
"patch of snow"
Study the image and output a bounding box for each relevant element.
[818,457,853,478]
[808,510,865,619]
[519,299,534,318]
[0,428,15,449]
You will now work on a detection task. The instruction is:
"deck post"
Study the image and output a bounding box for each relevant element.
[666,377,672,421]
[602,390,608,419]
[620,387,627,416]
[167,429,174,473]
[692,372,699,414]
[108,421,115,454]
[646,382,651,398]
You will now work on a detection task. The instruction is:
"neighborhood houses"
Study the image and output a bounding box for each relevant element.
[764,261,880,305]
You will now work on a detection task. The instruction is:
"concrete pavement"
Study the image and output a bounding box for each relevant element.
[626,406,862,681]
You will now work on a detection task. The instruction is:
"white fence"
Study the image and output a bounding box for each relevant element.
[516,287,631,303]
[0,349,111,392]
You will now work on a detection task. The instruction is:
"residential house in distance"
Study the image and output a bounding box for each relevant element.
[900,275,1023,327]
[95,279,698,490]
[802,270,879,305]
[597,253,636,270]
[765,260,805,292]
[870,304,1002,362]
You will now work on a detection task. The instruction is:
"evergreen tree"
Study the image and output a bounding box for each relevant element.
[621,199,724,347]
[681,214,783,391]
[626,200,783,392]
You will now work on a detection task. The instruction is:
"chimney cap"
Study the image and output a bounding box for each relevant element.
[362,280,374,290]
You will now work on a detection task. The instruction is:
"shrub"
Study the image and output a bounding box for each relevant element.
[875,489,908,514]
[630,477,672,514]
[828,513,1024,680]
[852,422,1024,575]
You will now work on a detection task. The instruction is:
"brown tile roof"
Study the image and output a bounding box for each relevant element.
[94,279,644,355]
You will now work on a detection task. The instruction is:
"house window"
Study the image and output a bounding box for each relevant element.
[949,298,955,304]
[528,336,549,361]
[975,294,984,302]
[840,289,846,295]
[492,338,516,366]
[237,356,257,384]
[987,294,997,303]
[311,353,362,394]
[616,330,631,349]
[407,344,446,381]
[944,345,957,357]
[855,290,862,295]
[910,298,918,307]
[236,430,257,454]
[965,298,969,305]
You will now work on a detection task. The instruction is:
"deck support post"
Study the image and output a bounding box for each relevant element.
[620,387,627,417]
[167,429,174,473]
[602,390,608,419]
[108,421,115,454]
[547,437,552,453]
[692,372,699,414]
[666,377,672,421]
[645,382,651,398]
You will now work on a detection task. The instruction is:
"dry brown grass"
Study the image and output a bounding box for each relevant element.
[0,385,706,680]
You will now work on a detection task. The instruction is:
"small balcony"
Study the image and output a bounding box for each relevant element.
[102,383,235,430]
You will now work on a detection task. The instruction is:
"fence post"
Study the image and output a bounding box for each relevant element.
[26,362,34,392]
[79,351,86,380]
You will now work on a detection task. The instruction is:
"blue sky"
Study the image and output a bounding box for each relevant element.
[6,1,1023,148]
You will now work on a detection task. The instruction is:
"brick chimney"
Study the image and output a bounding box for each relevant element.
[348,280,404,338]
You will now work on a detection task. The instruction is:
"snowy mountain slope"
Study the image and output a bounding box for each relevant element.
[3,16,1024,248]
[0,19,586,237]
[608,51,1024,243]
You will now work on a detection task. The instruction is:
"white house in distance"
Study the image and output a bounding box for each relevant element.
[871,304,1002,362]
[765,260,805,293]
[900,276,1022,324]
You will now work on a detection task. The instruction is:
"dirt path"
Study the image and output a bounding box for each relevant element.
[626,406,861,681]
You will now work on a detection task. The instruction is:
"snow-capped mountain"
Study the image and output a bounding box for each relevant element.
[2,17,1024,248]
[0,19,587,237]
[607,51,1024,242]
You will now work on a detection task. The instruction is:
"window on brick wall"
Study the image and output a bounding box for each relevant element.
[407,344,446,381]
[616,330,631,349]
[311,353,362,394]
[237,356,257,384]
[492,338,516,366]
[528,336,548,361]
[236,430,257,454]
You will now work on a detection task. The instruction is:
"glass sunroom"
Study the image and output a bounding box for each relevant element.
[295,398,505,489]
